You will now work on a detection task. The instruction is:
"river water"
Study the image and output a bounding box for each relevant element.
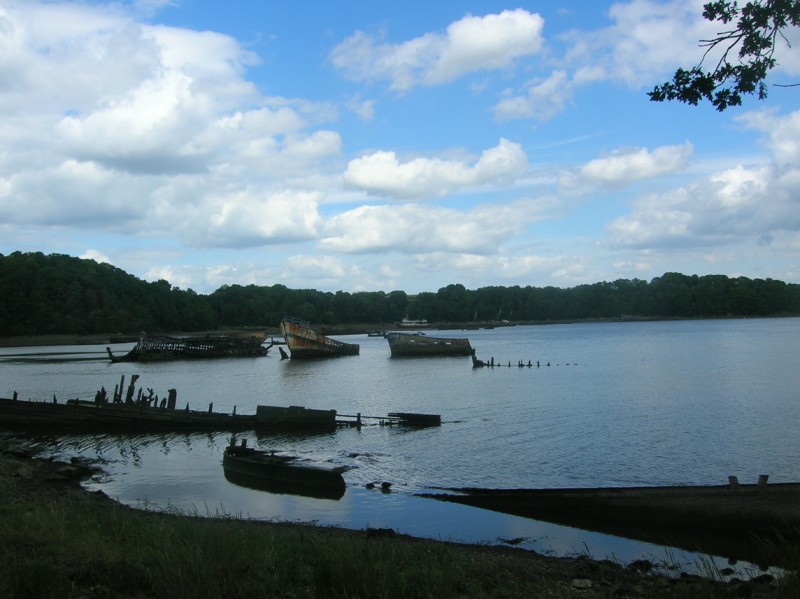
[2,318,799,573]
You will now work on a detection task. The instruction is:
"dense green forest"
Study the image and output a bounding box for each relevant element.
[1,252,799,337]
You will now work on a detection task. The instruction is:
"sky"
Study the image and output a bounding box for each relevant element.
[1,1,799,295]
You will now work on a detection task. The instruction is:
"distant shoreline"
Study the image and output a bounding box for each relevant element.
[2,315,797,348]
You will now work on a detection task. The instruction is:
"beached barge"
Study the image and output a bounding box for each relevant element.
[280,316,359,358]
[421,480,800,566]
[386,332,473,357]
[107,333,272,362]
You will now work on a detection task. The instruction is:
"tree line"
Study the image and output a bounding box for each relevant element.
[1,252,799,337]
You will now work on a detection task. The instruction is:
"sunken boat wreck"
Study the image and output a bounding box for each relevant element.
[222,438,346,500]
[106,333,272,362]
[420,479,800,567]
[1,375,440,433]
[385,331,473,357]
[280,316,359,358]
[0,394,338,432]
[1,374,334,432]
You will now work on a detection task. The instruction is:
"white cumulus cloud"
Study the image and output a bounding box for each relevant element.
[320,198,551,255]
[343,138,527,199]
[579,143,693,187]
[330,9,545,92]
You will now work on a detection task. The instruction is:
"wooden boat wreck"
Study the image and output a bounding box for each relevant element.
[419,480,800,566]
[0,373,343,432]
[387,412,441,427]
[107,333,272,362]
[0,393,258,431]
[0,396,346,433]
[222,438,346,500]
[1,376,444,433]
[280,316,359,358]
[385,332,473,357]
[256,405,337,431]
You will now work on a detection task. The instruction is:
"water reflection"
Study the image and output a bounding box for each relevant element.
[223,470,346,500]
[0,352,107,364]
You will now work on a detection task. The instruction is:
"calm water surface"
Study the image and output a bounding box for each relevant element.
[2,318,799,573]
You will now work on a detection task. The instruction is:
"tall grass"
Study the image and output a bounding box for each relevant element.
[0,498,546,598]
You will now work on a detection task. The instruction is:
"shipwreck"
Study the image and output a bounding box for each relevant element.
[106,333,272,362]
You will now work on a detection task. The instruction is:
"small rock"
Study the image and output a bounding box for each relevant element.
[365,527,396,538]
[627,558,653,573]
[15,465,34,480]
[750,573,774,585]
[570,578,592,590]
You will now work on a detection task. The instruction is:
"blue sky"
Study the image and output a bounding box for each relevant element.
[1,1,799,294]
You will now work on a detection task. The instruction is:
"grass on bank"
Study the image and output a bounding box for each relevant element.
[0,499,545,598]
[0,497,797,599]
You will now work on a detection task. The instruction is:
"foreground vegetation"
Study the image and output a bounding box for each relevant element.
[2,490,793,598]
[4,498,616,599]
[2,251,800,337]
[1,446,797,598]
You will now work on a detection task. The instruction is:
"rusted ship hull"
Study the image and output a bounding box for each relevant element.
[386,332,473,357]
[280,317,359,358]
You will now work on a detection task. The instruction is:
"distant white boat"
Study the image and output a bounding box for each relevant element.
[396,317,430,328]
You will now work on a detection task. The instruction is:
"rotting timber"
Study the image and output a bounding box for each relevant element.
[0,393,256,431]
[1,375,311,432]
[106,333,273,362]
[1,375,441,433]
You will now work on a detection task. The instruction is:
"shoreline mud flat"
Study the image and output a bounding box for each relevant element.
[420,482,800,568]
[0,439,794,597]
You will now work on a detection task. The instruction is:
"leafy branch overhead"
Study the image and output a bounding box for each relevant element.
[649,0,800,110]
